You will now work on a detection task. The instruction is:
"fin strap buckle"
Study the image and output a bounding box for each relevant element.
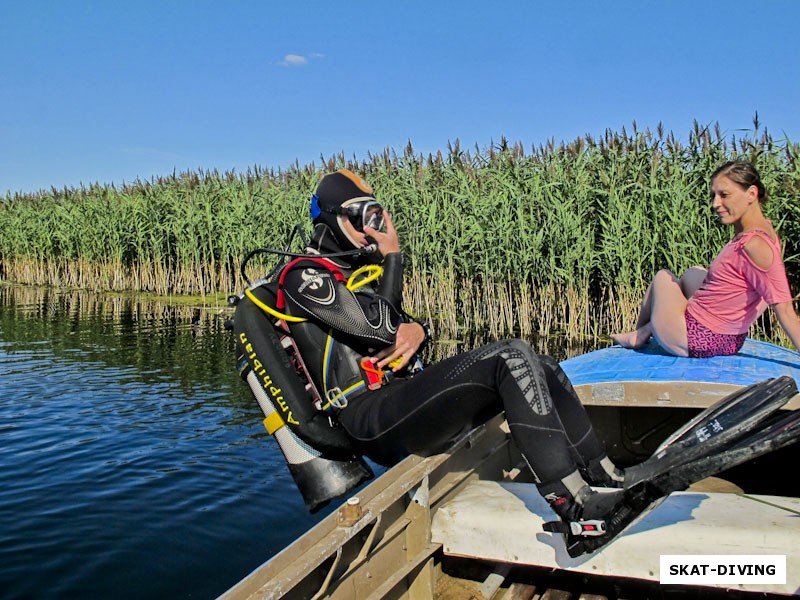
[570,519,607,537]
[544,519,607,537]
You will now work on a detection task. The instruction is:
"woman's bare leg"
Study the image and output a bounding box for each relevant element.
[632,268,687,329]
[635,278,656,329]
[647,270,690,356]
[612,270,674,348]
[611,324,653,349]
[680,266,707,300]
[611,270,690,356]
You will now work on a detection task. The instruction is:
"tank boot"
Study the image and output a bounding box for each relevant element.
[582,455,624,489]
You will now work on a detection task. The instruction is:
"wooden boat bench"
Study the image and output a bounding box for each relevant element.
[431,480,800,596]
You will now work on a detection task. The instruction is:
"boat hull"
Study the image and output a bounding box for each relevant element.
[563,339,800,409]
[220,340,800,599]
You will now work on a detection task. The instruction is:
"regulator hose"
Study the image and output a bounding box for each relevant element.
[240,244,377,286]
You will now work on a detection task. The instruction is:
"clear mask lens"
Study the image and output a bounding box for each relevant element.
[333,199,385,232]
[362,202,385,232]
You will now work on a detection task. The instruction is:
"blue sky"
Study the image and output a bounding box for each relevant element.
[2,1,799,196]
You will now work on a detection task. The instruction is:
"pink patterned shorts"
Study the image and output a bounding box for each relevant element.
[685,311,746,359]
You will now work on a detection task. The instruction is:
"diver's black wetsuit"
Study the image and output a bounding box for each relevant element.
[281,251,607,484]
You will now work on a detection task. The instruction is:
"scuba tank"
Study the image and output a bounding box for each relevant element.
[229,228,374,513]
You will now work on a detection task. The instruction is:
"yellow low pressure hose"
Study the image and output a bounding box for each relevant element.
[347,265,383,291]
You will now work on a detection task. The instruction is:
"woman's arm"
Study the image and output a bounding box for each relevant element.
[744,235,798,350]
[771,300,800,351]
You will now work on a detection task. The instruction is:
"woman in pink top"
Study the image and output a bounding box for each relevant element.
[611,161,800,358]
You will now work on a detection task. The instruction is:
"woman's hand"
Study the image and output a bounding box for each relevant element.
[363,211,400,256]
[372,321,425,371]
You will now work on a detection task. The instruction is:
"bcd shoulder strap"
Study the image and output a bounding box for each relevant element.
[275,257,347,310]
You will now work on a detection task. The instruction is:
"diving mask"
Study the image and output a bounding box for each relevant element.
[312,195,385,233]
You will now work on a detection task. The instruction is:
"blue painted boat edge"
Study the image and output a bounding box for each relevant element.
[561,338,800,388]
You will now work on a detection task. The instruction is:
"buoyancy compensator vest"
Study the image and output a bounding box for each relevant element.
[229,235,376,513]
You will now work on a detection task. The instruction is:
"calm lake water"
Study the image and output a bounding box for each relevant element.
[0,285,344,600]
[0,284,601,600]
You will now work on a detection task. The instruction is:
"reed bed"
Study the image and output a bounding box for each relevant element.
[2,119,799,350]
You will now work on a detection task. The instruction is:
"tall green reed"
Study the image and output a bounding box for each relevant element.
[1,121,798,351]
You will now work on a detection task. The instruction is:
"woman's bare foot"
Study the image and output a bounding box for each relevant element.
[611,326,652,349]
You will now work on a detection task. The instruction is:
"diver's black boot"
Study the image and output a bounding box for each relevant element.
[582,455,624,489]
[539,471,626,533]
[540,474,640,558]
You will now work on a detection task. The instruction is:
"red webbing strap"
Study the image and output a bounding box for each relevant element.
[276,257,347,309]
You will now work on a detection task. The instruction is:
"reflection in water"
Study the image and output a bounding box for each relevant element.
[1,286,234,399]
[0,284,602,599]
[0,285,325,600]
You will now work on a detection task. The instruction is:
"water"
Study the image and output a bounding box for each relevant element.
[0,285,603,599]
[0,286,331,599]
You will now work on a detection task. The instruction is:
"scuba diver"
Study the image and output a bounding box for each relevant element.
[232,168,800,557]
[266,170,624,517]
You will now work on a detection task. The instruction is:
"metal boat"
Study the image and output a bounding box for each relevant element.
[220,339,800,599]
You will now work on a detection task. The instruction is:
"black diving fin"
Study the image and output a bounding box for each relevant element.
[560,399,800,558]
[666,403,800,492]
[624,376,796,489]
[654,380,768,453]
[545,376,800,558]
